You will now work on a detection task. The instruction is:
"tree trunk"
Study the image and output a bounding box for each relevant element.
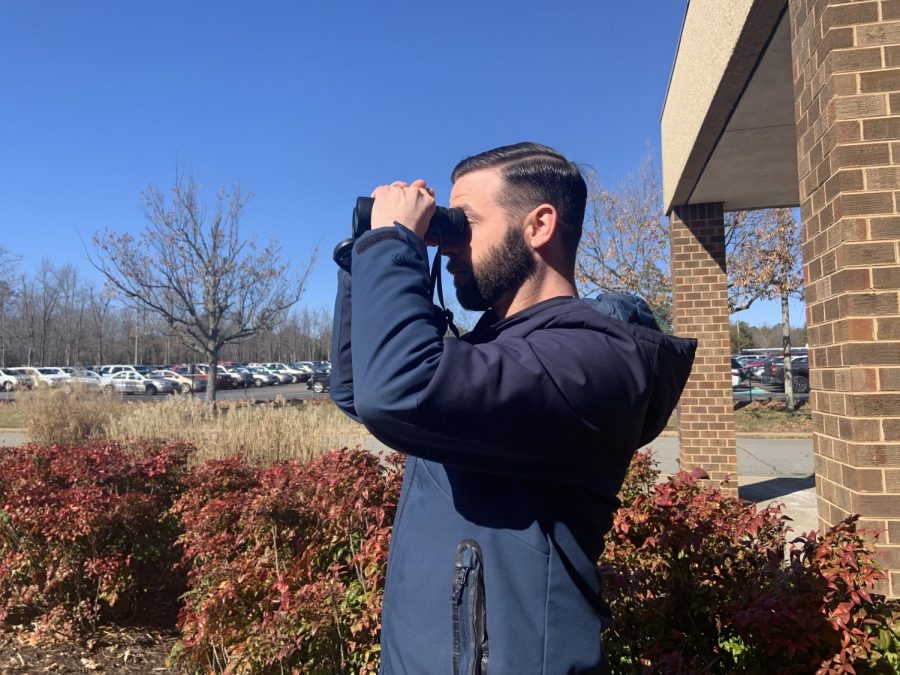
[782,291,794,412]
[206,349,219,403]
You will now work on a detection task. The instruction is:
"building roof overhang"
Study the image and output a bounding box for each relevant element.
[661,0,799,214]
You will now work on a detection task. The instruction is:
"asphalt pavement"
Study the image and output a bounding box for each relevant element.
[0,381,327,404]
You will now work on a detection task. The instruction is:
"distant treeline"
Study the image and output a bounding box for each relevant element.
[0,259,331,368]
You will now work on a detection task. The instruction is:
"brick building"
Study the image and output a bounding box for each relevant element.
[662,0,900,592]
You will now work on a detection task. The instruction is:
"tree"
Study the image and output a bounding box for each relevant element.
[0,246,20,367]
[730,320,755,354]
[729,209,804,409]
[577,153,673,331]
[90,175,315,401]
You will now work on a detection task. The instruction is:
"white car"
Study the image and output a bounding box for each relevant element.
[259,362,300,383]
[0,368,19,392]
[16,366,68,388]
[98,364,139,377]
[70,370,102,388]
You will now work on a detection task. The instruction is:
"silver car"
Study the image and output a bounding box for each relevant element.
[103,371,176,395]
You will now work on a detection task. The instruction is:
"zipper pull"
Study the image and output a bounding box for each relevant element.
[451,565,470,603]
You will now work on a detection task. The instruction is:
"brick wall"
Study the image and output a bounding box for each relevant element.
[670,203,738,490]
[790,0,900,594]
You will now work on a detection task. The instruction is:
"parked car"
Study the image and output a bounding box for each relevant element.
[757,355,785,383]
[219,365,252,388]
[731,358,745,388]
[192,364,234,389]
[288,362,315,382]
[6,368,36,389]
[103,370,176,395]
[306,371,331,394]
[170,365,210,390]
[769,356,810,394]
[28,367,69,388]
[247,366,279,387]
[739,357,768,379]
[258,362,299,383]
[250,364,291,384]
[151,369,206,393]
[99,364,139,377]
[0,368,19,391]
[69,369,102,388]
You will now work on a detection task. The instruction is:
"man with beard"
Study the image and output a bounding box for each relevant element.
[331,143,695,674]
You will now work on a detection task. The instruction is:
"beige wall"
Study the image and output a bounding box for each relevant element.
[661,0,755,210]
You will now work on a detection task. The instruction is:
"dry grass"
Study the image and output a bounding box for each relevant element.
[0,403,22,429]
[734,400,812,434]
[664,400,812,434]
[17,384,126,446]
[14,387,368,463]
[106,396,368,464]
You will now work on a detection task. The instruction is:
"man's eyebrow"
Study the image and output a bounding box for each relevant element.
[456,203,479,219]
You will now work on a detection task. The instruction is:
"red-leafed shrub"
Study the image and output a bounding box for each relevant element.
[601,451,900,673]
[171,447,404,673]
[0,440,192,635]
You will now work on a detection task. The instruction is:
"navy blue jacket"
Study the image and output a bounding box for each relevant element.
[332,224,696,674]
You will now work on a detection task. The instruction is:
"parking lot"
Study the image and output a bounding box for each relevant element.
[0,381,329,404]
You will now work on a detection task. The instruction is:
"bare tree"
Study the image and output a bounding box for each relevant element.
[13,274,37,366]
[577,153,673,331]
[729,208,804,409]
[88,286,114,366]
[55,265,86,366]
[0,246,20,367]
[90,174,315,401]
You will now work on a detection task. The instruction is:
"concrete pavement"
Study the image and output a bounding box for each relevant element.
[640,435,818,535]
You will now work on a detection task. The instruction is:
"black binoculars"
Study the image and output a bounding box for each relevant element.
[333,197,469,271]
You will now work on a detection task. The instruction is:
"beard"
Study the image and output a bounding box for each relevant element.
[451,222,536,312]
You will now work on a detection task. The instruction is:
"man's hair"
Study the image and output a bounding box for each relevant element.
[450,142,587,265]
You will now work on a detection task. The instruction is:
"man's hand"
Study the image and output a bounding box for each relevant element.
[370,179,436,241]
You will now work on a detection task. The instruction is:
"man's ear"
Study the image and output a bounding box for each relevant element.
[523,204,558,251]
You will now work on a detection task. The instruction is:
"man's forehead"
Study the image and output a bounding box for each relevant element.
[450,167,503,206]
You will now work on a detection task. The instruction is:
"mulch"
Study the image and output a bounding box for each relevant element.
[0,625,181,674]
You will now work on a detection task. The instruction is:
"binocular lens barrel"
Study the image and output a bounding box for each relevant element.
[352,197,468,242]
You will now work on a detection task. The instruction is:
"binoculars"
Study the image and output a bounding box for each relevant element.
[333,196,469,271]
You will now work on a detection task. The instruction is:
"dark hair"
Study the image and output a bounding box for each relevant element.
[450,142,586,265]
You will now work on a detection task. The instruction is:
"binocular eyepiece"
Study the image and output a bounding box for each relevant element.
[333,196,469,271]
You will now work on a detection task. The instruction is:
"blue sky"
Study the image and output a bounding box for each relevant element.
[0,1,803,329]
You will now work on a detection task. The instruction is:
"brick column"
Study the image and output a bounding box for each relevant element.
[670,203,738,491]
[790,0,900,594]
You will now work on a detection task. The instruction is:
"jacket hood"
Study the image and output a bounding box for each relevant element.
[587,293,696,447]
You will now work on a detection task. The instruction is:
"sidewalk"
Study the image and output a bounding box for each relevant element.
[640,435,818,535]
[0,429,26,447]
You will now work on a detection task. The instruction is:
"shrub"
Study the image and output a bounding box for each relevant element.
[602,451,900,673]
[171,447,404,673]
[107,396,369,464]
[17,384,125,447]
[0,439,192,635]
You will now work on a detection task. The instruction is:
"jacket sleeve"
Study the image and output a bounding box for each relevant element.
[329,268,362,422]
[350,224,683,481]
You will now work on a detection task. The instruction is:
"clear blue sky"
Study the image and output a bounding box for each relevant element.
[0,1,802,329]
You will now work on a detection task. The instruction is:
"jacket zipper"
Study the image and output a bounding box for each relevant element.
[452,539,488,675]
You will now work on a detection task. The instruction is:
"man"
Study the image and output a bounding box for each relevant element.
[331,143,695,674]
